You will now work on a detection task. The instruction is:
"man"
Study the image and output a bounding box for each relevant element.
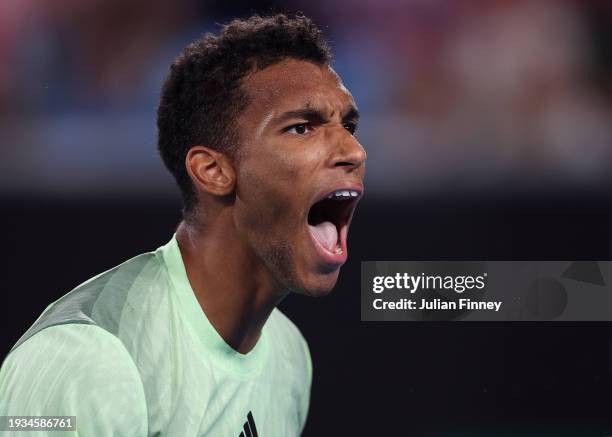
[0,13,365,436]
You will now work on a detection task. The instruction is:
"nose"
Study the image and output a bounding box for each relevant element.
[329,127,366,172]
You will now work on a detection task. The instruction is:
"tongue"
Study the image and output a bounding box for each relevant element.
[308,221,338,251]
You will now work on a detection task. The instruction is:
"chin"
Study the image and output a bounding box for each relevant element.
[291,269,341,297]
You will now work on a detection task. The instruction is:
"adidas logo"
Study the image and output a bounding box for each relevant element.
[238,411,258,437]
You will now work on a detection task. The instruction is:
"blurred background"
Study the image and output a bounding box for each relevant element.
[1,0,611,435]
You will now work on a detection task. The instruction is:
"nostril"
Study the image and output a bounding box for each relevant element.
[334,161,353,167]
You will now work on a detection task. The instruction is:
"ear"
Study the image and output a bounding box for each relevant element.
[185,146,236,197]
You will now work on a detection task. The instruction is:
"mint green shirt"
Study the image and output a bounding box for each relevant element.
[0,236,312,436]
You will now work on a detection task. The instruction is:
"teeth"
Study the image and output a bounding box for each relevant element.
[335,245,343,254]
[326,190,360,200]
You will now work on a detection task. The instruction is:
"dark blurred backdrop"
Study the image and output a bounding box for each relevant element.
[1,0,611,435]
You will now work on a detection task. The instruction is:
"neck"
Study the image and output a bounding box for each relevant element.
[175,213,288,354]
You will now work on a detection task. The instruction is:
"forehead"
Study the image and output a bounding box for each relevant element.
[240,59,355,121]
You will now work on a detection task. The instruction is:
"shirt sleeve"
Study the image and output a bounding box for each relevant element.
[0,324,148,437]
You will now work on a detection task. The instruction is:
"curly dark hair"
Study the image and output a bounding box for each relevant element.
[157,13,332,214]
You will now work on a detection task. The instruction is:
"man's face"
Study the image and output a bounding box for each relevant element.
[233,59,366,296]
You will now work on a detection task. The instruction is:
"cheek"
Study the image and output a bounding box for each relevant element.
[234,153,302,233]
[238,145,315,201]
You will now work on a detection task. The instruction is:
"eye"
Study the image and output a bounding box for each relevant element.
[343,122,357,135]
[286,123,312,135]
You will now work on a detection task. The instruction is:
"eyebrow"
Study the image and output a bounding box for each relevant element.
[274,105,360,127]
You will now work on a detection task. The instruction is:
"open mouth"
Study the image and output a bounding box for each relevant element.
[307,189,361,265]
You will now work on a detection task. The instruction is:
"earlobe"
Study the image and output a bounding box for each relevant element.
[185,146,236,196]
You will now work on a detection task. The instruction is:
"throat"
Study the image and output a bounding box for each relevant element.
[175,221,287,354]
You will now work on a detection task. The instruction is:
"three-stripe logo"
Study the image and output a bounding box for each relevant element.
[238,411,258,437]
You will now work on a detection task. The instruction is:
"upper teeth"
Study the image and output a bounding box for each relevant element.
[327,190,359,199]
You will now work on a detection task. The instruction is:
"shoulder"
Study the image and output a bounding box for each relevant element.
[267,308,313,432]
[0,324,148,435]
[268,308,309,349]
[267,308,312,380]
[12,250,168,351]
